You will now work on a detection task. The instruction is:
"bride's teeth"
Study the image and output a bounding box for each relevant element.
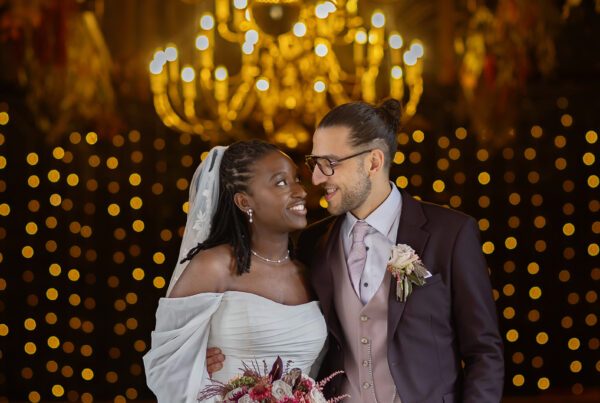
[290,204,305,211]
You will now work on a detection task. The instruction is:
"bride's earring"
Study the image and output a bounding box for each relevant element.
[247,208,253,223]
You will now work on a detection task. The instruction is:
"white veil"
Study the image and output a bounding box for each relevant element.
[165,146,228,297]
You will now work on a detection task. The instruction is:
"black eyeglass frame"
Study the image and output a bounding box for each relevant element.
[304,149,374,176]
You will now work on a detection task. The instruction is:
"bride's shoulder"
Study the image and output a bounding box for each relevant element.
[169,244,234,297]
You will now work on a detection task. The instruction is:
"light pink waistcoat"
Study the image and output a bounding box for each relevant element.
[333,240,401,403]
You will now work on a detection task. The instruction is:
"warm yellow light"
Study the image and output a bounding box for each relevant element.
[26,152,39,165]
[200,14,215,30]
[47,336,60,349]
[563,223,575,236]
[24,318,36,331]
[582,152,595,165]
[0,203,9,216]
[51,385,65,397]
[66,173,79,186]
[82,368,94,381]
[25,222,38,235]
[482,241,494,254]
[132,220,145,232]
[432,180,445,193]
[391,66,403,79]
[68,269,80,282]
[0,112,8,125]
[24,342,37,355]
[531,125,543,138]
[153,276,166,289]
[389,33,403,49]
[585,130,598,144]
[536,332,549,344]
[505,237,517,250]
[506,329,519,342]
[52,147,65,159]
[588,174,599,188]
[527,262,540,274]
[568,337,581,350]
[129,173,142,186]
[478,172,491,185]
[537,378,550,390]
[395,176,408,189]
[529,286,542,300]
[49,263,61,276]
[132,268,145,281]
[570,361,582,373]
[512,374,525,387]
[371,11,385,28]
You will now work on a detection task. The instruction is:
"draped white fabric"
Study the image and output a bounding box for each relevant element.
[143,291,327,403]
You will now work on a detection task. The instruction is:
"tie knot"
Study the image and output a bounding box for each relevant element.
[352,221,370,243]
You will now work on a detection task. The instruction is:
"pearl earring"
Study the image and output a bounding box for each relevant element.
[247,208,253,223]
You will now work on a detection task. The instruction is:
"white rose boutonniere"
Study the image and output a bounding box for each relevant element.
[387,244,431,302]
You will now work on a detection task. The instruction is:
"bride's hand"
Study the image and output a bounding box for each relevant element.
[206,347,225,376]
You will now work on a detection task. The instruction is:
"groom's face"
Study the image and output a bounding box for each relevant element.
[310,126,371,216]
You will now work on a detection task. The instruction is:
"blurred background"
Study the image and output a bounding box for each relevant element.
[0,0,598,401]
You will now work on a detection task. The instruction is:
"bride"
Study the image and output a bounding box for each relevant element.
[143,140,327,402]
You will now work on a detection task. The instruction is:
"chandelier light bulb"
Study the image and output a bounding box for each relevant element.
[315,3,328,19]
[181,66,195,82]
[195,35,209,51]
[164,46,178,61]
[245,30,259,45]
[256,78,269,91]
[242,42,254,54]
[200,14,215,30]
[410,42,424,58]
[355,29,367,44]
[389,33,403,49]
[313,80,326,93]
[403,50,418,66]
[293,22,307,37]
[233,0,247,9]
[371,11,385,28]
[315,43,329,57]
[215,66,228,81]
[149,60,164,75]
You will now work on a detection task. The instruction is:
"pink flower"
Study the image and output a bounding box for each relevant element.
[248,383,272,401]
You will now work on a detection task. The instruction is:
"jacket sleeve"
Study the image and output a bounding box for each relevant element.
[143,293,223,403]
[451,217,504,402]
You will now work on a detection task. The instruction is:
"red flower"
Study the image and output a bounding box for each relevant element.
[248,383,272,400]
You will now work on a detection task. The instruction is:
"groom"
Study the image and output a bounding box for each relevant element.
[207,99,504,402]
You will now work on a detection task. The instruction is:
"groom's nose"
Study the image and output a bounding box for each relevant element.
[311,165,327,186]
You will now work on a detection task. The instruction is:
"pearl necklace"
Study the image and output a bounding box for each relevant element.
[250,249,290,264]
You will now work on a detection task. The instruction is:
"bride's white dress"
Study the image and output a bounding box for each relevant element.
[143,291,328,403]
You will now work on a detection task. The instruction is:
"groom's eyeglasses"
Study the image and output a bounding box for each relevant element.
[305,149,374,176]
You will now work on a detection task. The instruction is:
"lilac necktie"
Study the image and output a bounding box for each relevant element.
[347,220,370,298]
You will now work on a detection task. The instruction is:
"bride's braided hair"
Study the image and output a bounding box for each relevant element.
[182,140,286,274]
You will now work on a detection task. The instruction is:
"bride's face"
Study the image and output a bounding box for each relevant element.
[245,151,308,232]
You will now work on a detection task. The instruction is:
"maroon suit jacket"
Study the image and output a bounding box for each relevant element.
[297,188,504,403]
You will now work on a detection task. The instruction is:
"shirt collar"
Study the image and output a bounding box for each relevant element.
[344,183,402,241]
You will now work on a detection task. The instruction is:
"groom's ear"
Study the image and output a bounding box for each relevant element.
[233,192,252,213]
[368,149,385,175]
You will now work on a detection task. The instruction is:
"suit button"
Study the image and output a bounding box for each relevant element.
[360,337,369,344]
[362,360,369,367]
[363,382,371,389]
[360,315,369,322]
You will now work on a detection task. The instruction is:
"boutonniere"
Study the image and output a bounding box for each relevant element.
[387,244,431,302]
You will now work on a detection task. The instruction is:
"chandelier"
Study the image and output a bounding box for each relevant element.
[149,0,424,148]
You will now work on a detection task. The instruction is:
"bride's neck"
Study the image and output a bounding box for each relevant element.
[249,230,289,257]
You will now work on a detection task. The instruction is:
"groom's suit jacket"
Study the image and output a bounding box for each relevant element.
[297,188,504,403]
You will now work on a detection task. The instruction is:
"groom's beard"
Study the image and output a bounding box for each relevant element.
[329,165,371,216]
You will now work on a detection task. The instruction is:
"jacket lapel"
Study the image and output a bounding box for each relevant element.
[387,188,430,338]
[311,216,345,343]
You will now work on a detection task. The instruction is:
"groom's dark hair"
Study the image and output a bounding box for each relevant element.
[317,98,402,171]
[182,140,293,274]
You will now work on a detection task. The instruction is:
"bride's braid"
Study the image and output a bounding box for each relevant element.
[182,140,280,274]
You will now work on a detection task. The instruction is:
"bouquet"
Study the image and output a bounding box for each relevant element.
[197,356,348,403]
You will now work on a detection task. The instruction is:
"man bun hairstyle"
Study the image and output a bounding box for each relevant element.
[317,98,403,170]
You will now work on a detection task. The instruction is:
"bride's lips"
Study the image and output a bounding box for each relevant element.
[288,201,307,215]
